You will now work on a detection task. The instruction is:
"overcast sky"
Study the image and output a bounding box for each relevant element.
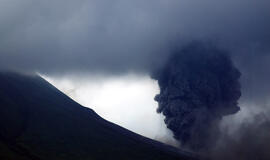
[0,0,269,75]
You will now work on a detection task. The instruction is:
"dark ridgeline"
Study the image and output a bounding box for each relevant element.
[0,72,200,160]
[152,43,241,151]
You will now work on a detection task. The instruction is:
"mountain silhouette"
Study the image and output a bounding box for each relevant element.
[0,72,200,160]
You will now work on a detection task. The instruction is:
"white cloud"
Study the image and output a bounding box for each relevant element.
[42,73,178,146]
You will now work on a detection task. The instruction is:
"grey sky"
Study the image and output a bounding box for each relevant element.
[0,0,269,74]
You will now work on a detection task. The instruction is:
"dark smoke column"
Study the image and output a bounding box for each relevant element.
[152,43,241,151]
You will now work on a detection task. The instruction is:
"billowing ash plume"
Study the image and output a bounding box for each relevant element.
[152,43,241,151]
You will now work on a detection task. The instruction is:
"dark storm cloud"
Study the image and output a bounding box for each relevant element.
[0,0,269,74]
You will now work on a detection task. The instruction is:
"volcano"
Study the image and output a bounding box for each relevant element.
[0,72,200,160]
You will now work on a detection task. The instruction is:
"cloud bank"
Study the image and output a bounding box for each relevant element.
[0,0,269,74]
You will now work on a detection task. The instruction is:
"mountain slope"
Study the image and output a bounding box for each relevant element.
[0,72,199,160]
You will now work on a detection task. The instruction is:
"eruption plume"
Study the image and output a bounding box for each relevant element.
[152,43,241,151]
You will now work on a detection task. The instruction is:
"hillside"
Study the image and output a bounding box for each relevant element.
[0,72,200,160]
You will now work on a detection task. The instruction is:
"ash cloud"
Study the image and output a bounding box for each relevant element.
[152,41,270,159]
[152,43,241,151]
[152,42,270,160]
[212,112,270,160]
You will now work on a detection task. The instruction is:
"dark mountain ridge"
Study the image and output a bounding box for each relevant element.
[0,72,200,160]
